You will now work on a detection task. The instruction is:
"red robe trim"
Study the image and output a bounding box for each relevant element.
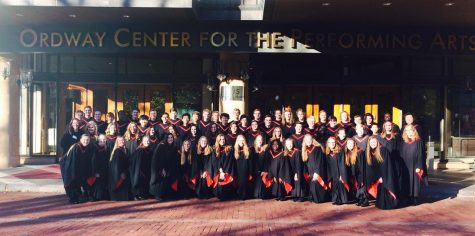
[367,180,379,199]
[261,172,273,188]
[171,180,178,192]
[87,176,96,186]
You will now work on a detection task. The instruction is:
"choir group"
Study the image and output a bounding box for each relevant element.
[60,106,428,210]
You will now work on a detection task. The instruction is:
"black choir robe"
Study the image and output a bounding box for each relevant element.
[251,147,272,199]
[400,138,427,198]
[125,137,138,154]
[177,124,192,144]
[91,144,109,200]
[156,123,170,141]
[238,125,249,135]
[352,150,367,202]
[365,148,399,210]
[282,124,294,139]
[116,120,130,136]
[287,149,307,199]
[211,147,237,200]
[178,150,196,198]
[261,125,275,143]
[149,143,180,199]
[268,150,293,199]
[60,130,83,154]
[354,135,369,151]
[303,145,329,203]
[290,133,305,150]
[137,125,149,143]
[129,146,153,198]
[304,127,318,139]
[108,147,131,201]
[246,130,263,147]
[198,120,212,139]
[225,133,239,146]
[106,135,117,152]
[336,138,348,149]
[60,143,94,203]
[169,118,182,127]
[96,120,108,134]
[327,151,352,204]
[235,149,254,200]
[217,123,231,135]
[194,150,214,199]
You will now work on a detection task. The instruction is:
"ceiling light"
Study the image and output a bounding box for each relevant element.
[322,2,331,6]
[123,15,130,18]
[444,2,455,6]
[382,2,392,6]
[68,14,77,18]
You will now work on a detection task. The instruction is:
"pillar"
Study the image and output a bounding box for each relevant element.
[0,55,20,168]
[217,53,249,116]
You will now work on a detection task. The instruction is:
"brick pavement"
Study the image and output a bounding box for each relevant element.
[0,192,474,235]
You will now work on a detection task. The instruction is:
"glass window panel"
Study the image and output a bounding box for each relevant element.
[76,56,115,73]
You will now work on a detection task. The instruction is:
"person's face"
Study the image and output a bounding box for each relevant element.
[240,118,248,126]
[130,124,137,133]
[329,120,337,127]
[94,111,101,121]
[150,111,157,120]
[274,128,282,137]
[285,140,293,150]
[354,117,362,125]
[308,117,315,127]
[211,124,217,132]
[295,124,303,133]
[192,114,199,122]
[264,117,272,126]
[384,122,392,132]
[271,141,279,151]
[327,138,336,149]
[366,116,373,124]
[304,136,312,146]
[253,110,261,120]
[140,119,148,127]
[183,141,191,151]
[142,137,150,147]
[161,114,169,122]
[320,112,327,122]
[88,124,96,134]
[167,135,174,144]
[168,126,175,134]
[212,112,219,122]
[371,125,379,134]
[149,127,155,136]
[75,112,83,120]
[132,110,139,119]
[346,140,355,150]
[80,136,90,146]
[191,126,197,135]
[405,127,415,138]
[218,136,225,146]
[255,136,263,146]
[341,112,348,122]
[369,138,378,149]
[237,137,245,147]
[182,116,190,124]
[109,125,117,135]
[71,120,79,131]
[221,116,229,124]
[84,107,92,117]
[106,115,114,123]
[405,115,414,125]
[284,112,292,121]
[384,113,391,122]
[230,124,238,133]
[233,110,240,119]
[297,111,304,120]
[203,111,210,121]
[199,138,208,148]
[170,111,177,119]
[98,136,106,147]
[117,137,125,148]
[118,112,126,120]
[275,110,282,120]
[356,126,364,136]
[338,130,346,139]
[251,122,258,131]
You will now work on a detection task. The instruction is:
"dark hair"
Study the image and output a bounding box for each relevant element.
[239,114,248,120]
[182,113,190,119]
[139,115,149,120]
[328,115,337,122]
[220,113,230,119]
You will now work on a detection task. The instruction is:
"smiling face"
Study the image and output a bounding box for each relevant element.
[404,126,415,139]
[255,135,263,147]
[327,137,336,150]
[84,107,92,118]
[183,140,191,151]
[271,141,280,151]
[236,135,245,147]
[166,134,174,145]
[117,137,125,148]
[142,136,150,147]
[98,135,107,147]
[285,139,294,151]
[80,135,91,146]
[94,111,102,121]
[251,121,258,131]
[191,126,197,135]
[217,135,226,146]
[295,123,303,134]
[369,138,378,149]
[346,139,355,150]
[384,122,392,133]
[71,119,79,131]
[199,137,208,148]
[87,123,96,134]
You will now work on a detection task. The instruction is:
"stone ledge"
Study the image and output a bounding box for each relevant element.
[2,183,64,193]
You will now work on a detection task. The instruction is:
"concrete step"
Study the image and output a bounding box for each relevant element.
[434,159,472,170]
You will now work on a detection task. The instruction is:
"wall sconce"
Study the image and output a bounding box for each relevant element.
[19,69,33,88]
[2,62,11,80]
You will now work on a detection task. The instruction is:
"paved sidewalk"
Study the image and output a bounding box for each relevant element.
[0,165,475,198]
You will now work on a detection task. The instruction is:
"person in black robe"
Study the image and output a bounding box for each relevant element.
[156,114,170,142]
[124,122,139,153]
[116,110,130,136]
[148,109,160,131]
[195,136,215,199]
[284,138,306,202]
[178,140,196,199]
[105,123,118,151]
[295,108,307,128]
[137,115,150,144]
[238,115,250,135]
[60,119,83,155]
[251,135,272,199]
[169,108,182,127]
[316,110,328,144]
[325,137,352,205]
[364,113,376,136]
[353,125,369,151]
[364,136,399,209]
[246,120,263,147]
[382,113,401,135]
[108,136,131,201]
[234,135,254,200]
[147,127,160,152]
[400,124,428,205]
[261,115,276,143]
[304,116,318,139]
[344,138,367,206]
[91,134,109,201]
[402,113,423,138]
[149,133,180,201]
[129,136,153,200]
[217,113,231,135]
[302,134,329,203]
[268,139,292,201]
[186,125,200,149]
[339,111,353,136]
[324,116,340,143]
[208,123,219,146]
[94,111,108,134]
[335,128,348,149]
[226,122,240,146]
[198,109,212,138]
[273,108,283,128]
[291,122,305,150]
[177,113,192,145]
[60,134,94,204]
[211,134,237,200]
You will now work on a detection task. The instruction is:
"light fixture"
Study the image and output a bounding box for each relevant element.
[206,84,215,91]
[68,14,77,18]
[444,2,455,6]
[19,69,33,88]
[240,70,250,81]
[2,62,11,80]
[123,15,130,18]
[322,2,331,6]
[251,86,259,93]
[15,13,24,17]
[382,2,392,6]
[216,73,227,82]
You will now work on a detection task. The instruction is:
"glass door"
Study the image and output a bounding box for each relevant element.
[31,82,58,156]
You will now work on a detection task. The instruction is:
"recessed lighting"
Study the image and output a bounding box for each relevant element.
[68,14,77,18]
[444,2,455,6]
[107,62,113,65]
[123,15,130,18]
[382,2,392,6]
[15,13,24,17]
[322,2,331,6]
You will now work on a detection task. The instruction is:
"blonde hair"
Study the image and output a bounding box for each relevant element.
[253,135,268,153]
[282,107,294,126]
[213,134,231,157]
[105,122,118,136]
[366,136,383,165]
[197,136,212,156]
[85,121,98,140]
[402,124,420,143]
[283,138,296,156]
[325,137,341,155]
[271,126,284,142]
[124,122,138,141]
[180,140,192,165]
[234,135,250,159]
[380,121,397,140]
[110,136,125,162]
[344,139,358,166]
[301,134,323,162]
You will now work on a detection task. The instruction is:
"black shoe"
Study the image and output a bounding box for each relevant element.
[335,201,343,205]
[297,198,305,202]
[155,197,163,202]
[412,197,419,206]
[356,199,362,206]
[292,198,298,202]
[361,200,369,207]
